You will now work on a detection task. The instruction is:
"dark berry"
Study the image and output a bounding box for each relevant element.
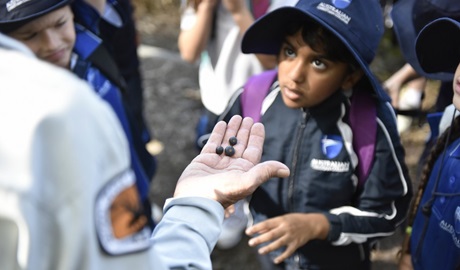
[225,146,235,156]
[229,136,237,146]
[216,146,224,155]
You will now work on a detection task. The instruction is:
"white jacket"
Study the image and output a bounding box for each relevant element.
[0,35,224,270]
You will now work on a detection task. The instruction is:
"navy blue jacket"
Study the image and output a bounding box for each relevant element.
[410,137,460,270]
[212,80,412,269]
[71,24,151,202]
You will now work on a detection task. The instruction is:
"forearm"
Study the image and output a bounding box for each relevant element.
[387,63,421,87]
[178,4,215,63]
[150,197,224,269]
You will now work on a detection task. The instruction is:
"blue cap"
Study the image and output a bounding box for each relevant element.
[391,0,460,81]
[241,0,389,101]
[416,17,460,76]
[0,0,72,33]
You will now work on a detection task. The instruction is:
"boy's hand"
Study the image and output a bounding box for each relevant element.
[246,213,329,264]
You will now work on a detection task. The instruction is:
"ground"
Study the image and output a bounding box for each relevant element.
[134,5,437,269]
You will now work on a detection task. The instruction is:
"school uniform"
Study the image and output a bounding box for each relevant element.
[214,78,412,269]
[409,137,460,270]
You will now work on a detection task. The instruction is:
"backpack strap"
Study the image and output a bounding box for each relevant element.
[241,69,278,122]
[74,23,127,94]
[349,89,377,188]
[88,43,128,94]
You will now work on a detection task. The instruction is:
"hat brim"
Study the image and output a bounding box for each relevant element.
[391,0,457,81]
[242,7,389,101]
[416,18,460,76]
[0,0,72,33]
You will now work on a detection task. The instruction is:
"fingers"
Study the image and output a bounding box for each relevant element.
[229,117,254,159]
[201,115,259,160]
[245,161,290,188]
[246,218,282,248]
[241,122,265,164]
[246,220,296,264]
[201,115,244,154]
[273,245,297,265]
[201,120,229,154]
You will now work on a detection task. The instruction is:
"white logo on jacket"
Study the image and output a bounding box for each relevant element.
[311,158,349,172]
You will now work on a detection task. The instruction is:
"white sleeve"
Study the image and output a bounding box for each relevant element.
[180,5,198,31]
[0,48,225,270]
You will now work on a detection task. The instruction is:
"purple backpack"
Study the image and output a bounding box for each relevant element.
[241,70,377,188]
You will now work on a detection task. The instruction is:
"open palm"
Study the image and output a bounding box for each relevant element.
[174,116,289,208]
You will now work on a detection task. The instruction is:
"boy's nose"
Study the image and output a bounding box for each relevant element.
[288,60,306,83]
[42,31,60,50]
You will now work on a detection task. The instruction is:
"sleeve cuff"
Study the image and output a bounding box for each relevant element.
[324,213,342,242]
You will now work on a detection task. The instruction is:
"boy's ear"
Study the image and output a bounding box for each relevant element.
[341,69,364,90]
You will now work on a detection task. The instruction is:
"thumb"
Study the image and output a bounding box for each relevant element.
[247,161,290,187]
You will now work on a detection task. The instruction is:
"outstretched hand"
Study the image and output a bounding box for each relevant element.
[173,115,290,208]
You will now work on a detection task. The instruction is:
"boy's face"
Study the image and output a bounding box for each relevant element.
[8,6,75,69]
[453,63,460,110]
[277,30,362,109]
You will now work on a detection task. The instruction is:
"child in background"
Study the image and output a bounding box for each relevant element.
[399,17,460,270]
[209,0,412,268]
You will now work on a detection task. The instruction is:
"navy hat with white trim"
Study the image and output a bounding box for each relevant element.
[241,0,389,101]
[416,17,460,76]
[0,0,72,33]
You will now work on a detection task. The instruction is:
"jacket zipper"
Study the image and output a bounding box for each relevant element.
[287,110,308,270]
[288,109,309,211]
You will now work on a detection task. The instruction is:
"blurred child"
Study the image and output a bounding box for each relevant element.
[399,17,460,270]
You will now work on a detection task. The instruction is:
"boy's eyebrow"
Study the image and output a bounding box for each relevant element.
[282,38,333,61]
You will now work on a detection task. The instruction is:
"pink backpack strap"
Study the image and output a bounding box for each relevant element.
[241,69,277,123]
[349,89,377,188]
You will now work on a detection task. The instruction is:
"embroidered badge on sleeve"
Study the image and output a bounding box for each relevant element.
[95,170,152,255]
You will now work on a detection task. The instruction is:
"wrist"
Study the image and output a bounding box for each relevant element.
[324,213,341,242]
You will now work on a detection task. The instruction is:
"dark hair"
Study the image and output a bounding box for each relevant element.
[283,19,360,73]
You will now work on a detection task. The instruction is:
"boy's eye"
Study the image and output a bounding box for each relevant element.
[283,47,296,58]
[312,59,326,70]
[56,20,66,28]
[22,32,37,41]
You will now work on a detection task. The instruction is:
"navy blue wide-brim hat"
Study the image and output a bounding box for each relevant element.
[391,0,460,81]
[416,17,460,76]
[0,0,72,33]
[242,0,389,101]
